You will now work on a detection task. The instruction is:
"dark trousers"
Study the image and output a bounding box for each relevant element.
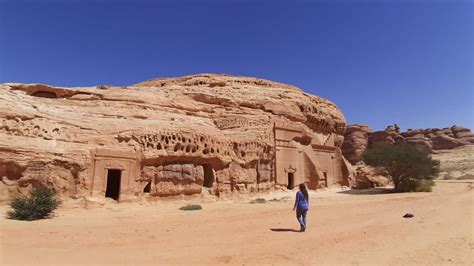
[296,208,308,228]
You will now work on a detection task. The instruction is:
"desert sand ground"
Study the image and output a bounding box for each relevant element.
[0,180,472,265]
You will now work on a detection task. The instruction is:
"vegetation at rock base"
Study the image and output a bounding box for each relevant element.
[179,204,202,211]
[249,198,267,204]
[363,144,440,192]
[7,186,61,221]
[397,178,435,192]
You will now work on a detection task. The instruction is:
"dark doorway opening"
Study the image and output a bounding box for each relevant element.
[287,172,294,189]
[256,163,261,184]
[323,172,328,187]
[203,165,214,188]
[105,169,121,200]
[215,178,220,197]
[143,181,151,193]
[256,171,261,192]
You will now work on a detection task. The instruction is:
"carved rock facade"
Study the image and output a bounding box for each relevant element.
[0,74,354,201]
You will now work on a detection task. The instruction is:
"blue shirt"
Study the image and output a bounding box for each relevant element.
[295,191,309,210]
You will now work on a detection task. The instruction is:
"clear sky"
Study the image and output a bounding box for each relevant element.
[1,0,473,131]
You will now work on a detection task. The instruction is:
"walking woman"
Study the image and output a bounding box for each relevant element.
[293,183,309,232]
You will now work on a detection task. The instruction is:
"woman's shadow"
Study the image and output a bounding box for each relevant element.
[270,228,301,233]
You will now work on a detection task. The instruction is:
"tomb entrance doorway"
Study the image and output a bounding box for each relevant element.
[287,172,294,189]
[203,164,214,188]
[105,169,121,200]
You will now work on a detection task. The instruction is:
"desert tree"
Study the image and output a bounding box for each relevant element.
[363,144,440,192]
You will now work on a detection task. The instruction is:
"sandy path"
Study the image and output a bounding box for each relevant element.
[1,181,472,265]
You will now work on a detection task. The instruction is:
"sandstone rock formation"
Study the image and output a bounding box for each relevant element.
[0,74,354,201]
[341,124,372,164]
[342,124,474,164]
[352,165,389,189]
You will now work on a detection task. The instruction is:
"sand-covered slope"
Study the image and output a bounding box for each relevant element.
[432,145,474,180]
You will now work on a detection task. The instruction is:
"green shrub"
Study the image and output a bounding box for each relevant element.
[249,198,267,204]
[7,186,61,221]
[179,204,202,211]
[363,144,440,192]
[397,178,435,192]
[397,178,417,192]
[415,179,435,192]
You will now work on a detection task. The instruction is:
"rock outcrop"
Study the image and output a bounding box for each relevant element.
[0,74,354,201]
[352,165,389,189]
[342,124,474,164]
[341,125,372,164]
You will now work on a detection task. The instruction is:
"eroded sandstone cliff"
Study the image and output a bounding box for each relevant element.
[0,74,353,201]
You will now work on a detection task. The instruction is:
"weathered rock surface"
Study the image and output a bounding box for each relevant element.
[0,74,353,201]
[342,124,474,164]
[352,164,389,189]
[341,124,372,164]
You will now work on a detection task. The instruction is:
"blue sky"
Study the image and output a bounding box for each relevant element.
[1,0,473,131]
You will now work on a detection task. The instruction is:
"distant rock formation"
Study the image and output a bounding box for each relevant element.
[342,124,474,164]
[0,74,354,201]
